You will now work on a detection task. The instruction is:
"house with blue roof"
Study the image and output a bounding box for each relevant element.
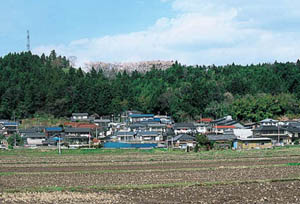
[45,127,63,137]
[2,122,19,135]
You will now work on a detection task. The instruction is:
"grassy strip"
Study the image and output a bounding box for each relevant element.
[4,177,300,193]
[287,163,300,166]
[0,163,292,176]
[2,145,300,158]
[0,148,180,157]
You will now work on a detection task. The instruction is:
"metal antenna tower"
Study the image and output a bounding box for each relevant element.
[26,30,30,51]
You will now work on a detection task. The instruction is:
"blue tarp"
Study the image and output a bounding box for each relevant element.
[104,142,157,149]
[51,137,63,141]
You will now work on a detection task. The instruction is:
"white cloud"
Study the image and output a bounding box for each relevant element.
[33,0,300,67]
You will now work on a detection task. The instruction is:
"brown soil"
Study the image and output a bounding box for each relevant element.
[1,151,300,203]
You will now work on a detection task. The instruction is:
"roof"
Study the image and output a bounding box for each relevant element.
[129,114,154,118]
[115,131,136,136]
[171,134,196,142]
[130,123,146,128]
[94,119,111,123]
[72,113,89,116]
[260,118,278,123]
[3,122,19,126]
[23,133,46,138]
[77,124,98,129]
[198,118,212,123]
[174,123,195,128]
[237,138,272,141]
[253,126,280,131]
[147,123,166,127]
[45,127,63,132]
[214,125,235,129]
[19,129,38,134]
[285,126,300,133]
[64,128,91,133]
[137,131,159,136]
[207,133,236,141]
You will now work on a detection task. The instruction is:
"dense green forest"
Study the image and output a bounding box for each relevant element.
[1,51,300,122]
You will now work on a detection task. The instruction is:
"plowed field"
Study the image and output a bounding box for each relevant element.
[1,147,300,203]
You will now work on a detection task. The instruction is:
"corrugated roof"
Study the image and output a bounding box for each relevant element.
[137,131,159,136]
[171,134,196,141]
[174,123,195,128]
[64,128,91,133]
[3,122,19,126]
[23,133,46,138]
[129,114,154,118]
[214,126,235,129]
[45,127,63,132]
[207,134,236,141]
[116,132,136,136]
[72,113,89,116]
[238,138,272,141]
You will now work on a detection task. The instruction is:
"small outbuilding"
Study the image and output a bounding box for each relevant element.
[233,138,272,150]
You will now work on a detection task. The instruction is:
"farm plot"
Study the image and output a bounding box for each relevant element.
[1,147,300,203]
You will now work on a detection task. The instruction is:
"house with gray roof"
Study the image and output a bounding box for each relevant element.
[23,133,47,146]
[168,134,196,149]
[115,131,136,142]
[174,123,196,135]
[71,113,89,122]
[253,126,289,145]
[212,115,244,129]
[64,128,91,138]
[137,131,161,141]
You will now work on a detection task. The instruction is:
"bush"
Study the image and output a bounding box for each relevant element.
[7,134,24,147]
[196,134,212,151]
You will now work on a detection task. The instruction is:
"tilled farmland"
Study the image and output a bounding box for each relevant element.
[1,148,300,203]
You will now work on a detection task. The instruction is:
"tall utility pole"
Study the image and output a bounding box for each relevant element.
[26,30,30,51]
[58,135,61,155]
[277,124,280,145]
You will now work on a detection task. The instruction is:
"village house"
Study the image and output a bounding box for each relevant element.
[154,115,173,124]
[147,123,166,133]
[233,138,272,150]
[115,131,136,142]
[128,114,154,123]
[194,122,210,134]
[71,113,89,122]
[252,119,300,145]
[168,134,196,149]
[137,131,161,141]
[213,125,236,134]
[64,128,92,145]
[212,115,244,129]
[23,133,47,146]
[207,130,237,149]
[94,119,111,128]
[129,123,147,132]
[174,123,196,135]
[45,127,63,137]
[1,122,19,136]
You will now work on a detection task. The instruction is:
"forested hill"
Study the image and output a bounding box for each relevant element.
[1,51,300,122]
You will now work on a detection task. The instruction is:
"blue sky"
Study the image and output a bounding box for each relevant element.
[1,0,300,67]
